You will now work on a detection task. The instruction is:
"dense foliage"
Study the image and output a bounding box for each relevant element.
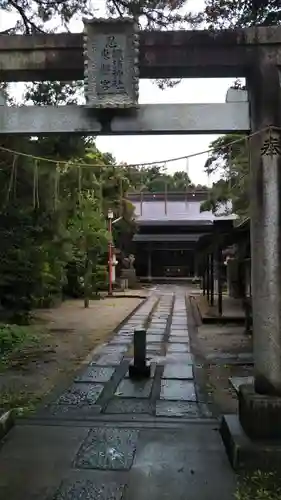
[0,137,108,317]
[1,0,279,36]
[203,0,280,29]
[200,134,249,218]
[0,81,204,320]
[123,164,207,192]
[0,134,204,319]
[0,0,201,33]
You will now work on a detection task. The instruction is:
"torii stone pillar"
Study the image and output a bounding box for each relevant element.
[248,53,281,400]
[242,54,281,439]
[221,52,281,469]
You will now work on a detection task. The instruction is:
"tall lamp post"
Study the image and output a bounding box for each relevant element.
[107,208,114,296]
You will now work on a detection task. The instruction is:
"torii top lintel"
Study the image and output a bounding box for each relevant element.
[0,26,281,82]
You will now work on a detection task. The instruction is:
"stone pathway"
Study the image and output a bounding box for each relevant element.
[0,285,236,500]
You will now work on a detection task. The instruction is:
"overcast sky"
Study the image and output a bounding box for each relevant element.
[0,0,237,185]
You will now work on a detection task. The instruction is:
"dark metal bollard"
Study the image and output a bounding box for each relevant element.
[129,328,151,379]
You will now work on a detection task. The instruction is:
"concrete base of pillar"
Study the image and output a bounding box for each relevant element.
[239,384,281,440]
[221,383,281,471]
[129,364,151,379]
[220,414,281,472]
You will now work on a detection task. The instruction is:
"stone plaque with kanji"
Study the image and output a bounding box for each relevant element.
[83,17,139,108]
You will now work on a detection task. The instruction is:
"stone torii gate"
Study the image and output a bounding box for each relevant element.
[1,21,281,468]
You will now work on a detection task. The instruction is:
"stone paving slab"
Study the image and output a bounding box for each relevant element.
[147,351,163,358]
[146,344,163,355]
[75,367,115,383]
[168,336,189,343]
[98,345,128,355]
[169,330,189,336]
[162,364,193,380]
[146,334,163,342]
[95,354,124,365]
[53,471,128,500]
[75,428,139,470]
[105,398,153,415]
[0,424,89,500]
[56,383,104,406]
[167,344,189,353]
[156,401,201,418]
[35,403,102,419]
[146,328,164,335]
[162,353,193,364]
[160,380,196,402]
[110,337,132,345]
[115,379,153,399]
[124,427,236,500]
[147,353,193,365]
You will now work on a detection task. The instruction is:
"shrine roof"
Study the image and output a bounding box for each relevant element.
[127,193,236,225]
[133,233,204,242]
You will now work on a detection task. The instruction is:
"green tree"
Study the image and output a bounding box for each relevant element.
[203,0,280,29]
[130,164,192,192]
[68,192,109,308]
[129,164,207,193]
[1,0,202,34]
[169,171,192,191]
[200,134,249,219]
[0,128,140,317]
[0,137,69,319]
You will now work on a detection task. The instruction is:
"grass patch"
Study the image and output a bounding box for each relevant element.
[0,388,42,416]
[236,471,281,500]
[0,324,39,369]
[0,324,49,414]
[0,324,38,355]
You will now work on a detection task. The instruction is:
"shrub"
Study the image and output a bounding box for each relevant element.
[0,324,37,356]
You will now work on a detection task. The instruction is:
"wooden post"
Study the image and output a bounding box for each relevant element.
[217,247,223,316]
[210,253,214,307]
[164,182,168,215]
[147,247,152,281]
[206,254,210,303]
[140,190,143,216]
[202,258,206,296]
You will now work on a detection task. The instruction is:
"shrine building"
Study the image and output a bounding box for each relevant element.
[127,191,235,281]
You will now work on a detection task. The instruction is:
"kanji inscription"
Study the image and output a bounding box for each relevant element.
[83,18,139,108]
[261,130,281,156]
[97,35,126,95]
